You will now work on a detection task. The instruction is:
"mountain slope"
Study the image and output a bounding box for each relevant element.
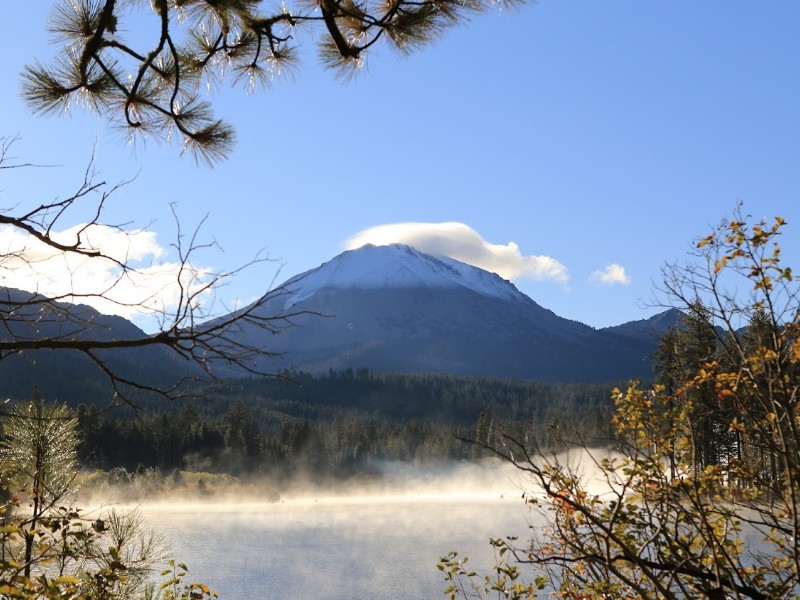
[227,244,660,382]
[0,288,188,403]
[601,308,685,340]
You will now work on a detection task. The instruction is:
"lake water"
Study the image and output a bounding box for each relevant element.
[119,455,798,599]
[136,462,534,599]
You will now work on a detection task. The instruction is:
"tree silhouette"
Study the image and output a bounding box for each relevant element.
[22,0,527,164]
[0,135,307,403]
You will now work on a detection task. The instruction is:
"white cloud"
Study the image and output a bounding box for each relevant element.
[589,263,631,286]
[344,222,568,283]
[0,223,212,324]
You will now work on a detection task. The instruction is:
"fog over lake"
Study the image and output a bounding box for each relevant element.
[130,461,534,599]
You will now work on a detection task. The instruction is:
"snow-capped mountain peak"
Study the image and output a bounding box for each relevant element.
[282,243,527,308]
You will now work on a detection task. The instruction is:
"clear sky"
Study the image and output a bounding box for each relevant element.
[2,1,799,332]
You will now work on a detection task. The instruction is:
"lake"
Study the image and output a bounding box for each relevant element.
[136,462,534,599]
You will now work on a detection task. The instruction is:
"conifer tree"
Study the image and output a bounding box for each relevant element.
[0,396,216,599]
[22,0,527,164]
[1,393,80,579]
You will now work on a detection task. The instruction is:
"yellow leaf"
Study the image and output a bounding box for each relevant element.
[697,234,714,248]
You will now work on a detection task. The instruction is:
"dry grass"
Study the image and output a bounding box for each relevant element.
[79,469,281,503]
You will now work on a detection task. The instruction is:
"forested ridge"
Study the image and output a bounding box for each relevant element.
[73,370,618,480]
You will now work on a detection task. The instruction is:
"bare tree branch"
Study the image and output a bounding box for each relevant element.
[0,136,310,405]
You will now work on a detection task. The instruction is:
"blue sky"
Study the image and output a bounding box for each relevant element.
[2,1,799,332]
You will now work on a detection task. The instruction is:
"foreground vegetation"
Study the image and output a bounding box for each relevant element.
[443,212,800,599]
[0,398,217,599]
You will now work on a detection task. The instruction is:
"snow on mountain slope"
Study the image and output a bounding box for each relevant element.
[207,242,662,382]
[281,243,528,309]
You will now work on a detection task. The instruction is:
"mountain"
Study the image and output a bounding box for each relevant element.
[1,244,676,398]
[222,244,663,382]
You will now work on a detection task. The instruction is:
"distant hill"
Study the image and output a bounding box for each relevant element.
[0,288,187,403]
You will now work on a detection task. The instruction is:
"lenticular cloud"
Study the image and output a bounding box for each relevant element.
[344,222,568,284]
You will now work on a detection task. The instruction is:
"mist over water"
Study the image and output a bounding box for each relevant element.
[125,460,536,599]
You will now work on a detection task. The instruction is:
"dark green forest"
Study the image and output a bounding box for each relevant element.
[72,370,618,481]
